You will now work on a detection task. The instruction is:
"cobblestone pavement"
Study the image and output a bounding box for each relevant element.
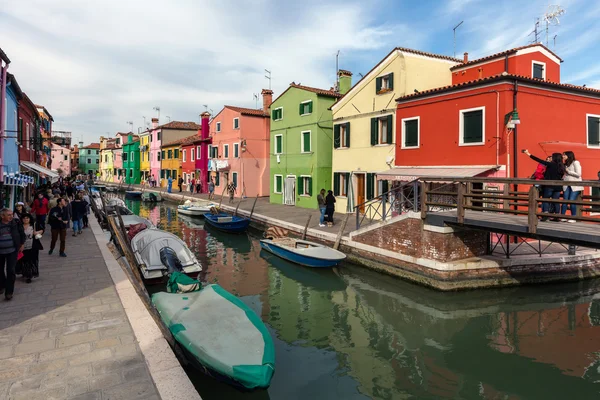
[0,219,160,400]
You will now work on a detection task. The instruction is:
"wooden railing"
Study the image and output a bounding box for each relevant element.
[419,177,600,234]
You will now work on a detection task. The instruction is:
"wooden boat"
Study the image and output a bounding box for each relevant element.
[177,201,215,217]
[203,212,250,233]
[120,215,154,230]
[259,237,346,268]
[125,190,143,199]
[130,229,202,280]
[152,284,275,390]
[141,192,163,202]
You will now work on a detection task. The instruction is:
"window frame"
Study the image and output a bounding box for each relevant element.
[339,173,348,197]
[190,148,195,161]
[183,149,187,162]
[233,143,240,158]
[232,171,238,188]
[274,134,283,155]
[130,151,134,161]
[196,146,201,159]
[300,100,313,117]
[233,118,239,130]
[401,116,420,149]
[299,175,312,196]
[378,118,389,144]
[223,144,229,158]
[459,106,486,146]
[274,174,283,194]
[216,121,221,132]
[273,107,283,121]
[532,61,546,80]
[300,130,312,153]
[340,124,348,148]
[587,113,600,149]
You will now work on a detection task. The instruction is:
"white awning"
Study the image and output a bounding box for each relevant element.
[376,166,499,181]
[20,161,60,183]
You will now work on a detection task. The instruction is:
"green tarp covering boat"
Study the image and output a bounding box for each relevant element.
[152,284,275,390]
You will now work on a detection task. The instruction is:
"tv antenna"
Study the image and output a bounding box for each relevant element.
[202,105,208,112]
[553,34,558,49]
[529,18,541,43]
[126,121,133,132]
[264,69,271,90]
[453,21,463,58]
[153,106,160,120]
[544,5,565,47]
[253,93,259,109]
[166,116,171,122]
[335,50,340,91]
[142,116,146,127]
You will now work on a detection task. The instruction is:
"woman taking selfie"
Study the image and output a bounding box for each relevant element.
[561,150,583,222]
[524,150,565,221]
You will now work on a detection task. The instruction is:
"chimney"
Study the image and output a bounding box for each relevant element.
[151,117,159,129]
[261,89,273,114]
[200,112,210,140]
[478,67,483,79]
[463,52,469,63]
[337,69,352,95]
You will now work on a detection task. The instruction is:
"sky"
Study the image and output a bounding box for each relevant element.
[1,0,598,145]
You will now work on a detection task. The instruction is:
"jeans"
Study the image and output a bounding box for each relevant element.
[36,215,46,231]
[319,207,326,224]
[51,228,67,253]
[72,219,83,233]
[167,185,172,193]
[0,251,18,295]
[83,214,88,227]
[561,186,581,216]
[541,187,562,215]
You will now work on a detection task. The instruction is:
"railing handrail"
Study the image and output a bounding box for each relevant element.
[418,176,600,188]
[353,179,417,212]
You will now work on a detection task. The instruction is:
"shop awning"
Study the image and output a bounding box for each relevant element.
[2,173,35,187]
[20,161,60,183]
[376,166,499,181]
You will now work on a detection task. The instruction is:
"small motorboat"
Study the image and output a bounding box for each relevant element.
[120,215,154,230]
[203,212,250,233]
[260,237,346,268]
[177,201,215,217]
[90,185,107,193]
[125,190,143,199]
[130,229,202,280]
[152,284,275,390]
[141,192,163,202]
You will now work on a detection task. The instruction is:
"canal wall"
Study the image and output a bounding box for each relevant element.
[110,186,600,291]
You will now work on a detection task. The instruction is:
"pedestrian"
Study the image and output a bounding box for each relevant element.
[317,189,327,227]
[0,208,25,300]
[167,176,173,193]
[190,178,196,194]
[82,191,91,228]
[561,150,583,222]
[178,176,183,192]
[325,190,336,227]
[208,179,215,200]
[71,193,86,236]
[524,150,565,221]
[66,183,74,200]
[196,181,202,195]
[18,213,43,284]
[227,181,236,203]
[151,175,156,187]
[30,192,49,231]
[13,202,26,221]
[48,198,69,257]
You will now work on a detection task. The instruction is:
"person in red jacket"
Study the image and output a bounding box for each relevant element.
[30,192,49,231]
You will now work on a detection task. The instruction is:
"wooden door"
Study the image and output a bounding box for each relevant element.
[356,173,365,212]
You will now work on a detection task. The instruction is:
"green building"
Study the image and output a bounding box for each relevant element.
[78,143,100,175]
[269,83,343,209]
[122,135,141,184]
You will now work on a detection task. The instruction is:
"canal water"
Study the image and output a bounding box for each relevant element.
[122,196,600,400]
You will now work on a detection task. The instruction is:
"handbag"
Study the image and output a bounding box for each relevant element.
[32,238,44,251]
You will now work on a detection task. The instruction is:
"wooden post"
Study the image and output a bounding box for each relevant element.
[503,183,510,210]
[528,186,538,234]
[249,196,259,219]
[466,182,473,207]
[334,214,350,250]
[420,181,428,219]
[234,197,242,216]
[576,192,583,218]
[217,185,227,210]
[457,183,465,224]
[355,205,360,230]
[302,214,311,240]
[115,207,130,246]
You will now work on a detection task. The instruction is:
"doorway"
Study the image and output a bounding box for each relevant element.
[356,173,365,212]
[284,176,296,206]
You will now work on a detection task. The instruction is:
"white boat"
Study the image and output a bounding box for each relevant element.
[177,201,216,217]
[130,229,202,280]
[260,237,346,268]
[120,215,154,230]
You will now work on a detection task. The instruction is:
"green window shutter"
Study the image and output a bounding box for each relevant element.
[588,116,600,146]
[174,149,179,158]
[370,118,378,146]
[308,101,313,114]
[381,180,389,194]
[386,115,393,144]
[404,119,419,147]
[299,103,303,115]
[375,77,382,93]
[388,73,394,90]
[344,172,350,194]
[308,177,312,196]
[333,173,340,196]
[272,110,276,120]
[463,110,483,143]
[216,173,220,186]
[276,136,282,153]
[346,122,351,148]
[366,173,374,200]
[297,176,302,195]
[302,133,309,152]
[334,124,340,149]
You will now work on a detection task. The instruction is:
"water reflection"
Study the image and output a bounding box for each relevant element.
[122,196,600,400]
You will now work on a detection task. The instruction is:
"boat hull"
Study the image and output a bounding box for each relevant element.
[259,240,344,268]
[177,208,209,216]
[125,191,142,199]
[203,213,250,233]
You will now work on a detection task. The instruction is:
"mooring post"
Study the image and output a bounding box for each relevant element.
[249,196,259,219]
[355,205,360,230]
[382,193,387,221]
[527,186,538,234]
[457,183,465,224]
[302,214,312,240]
[334,214,350,250]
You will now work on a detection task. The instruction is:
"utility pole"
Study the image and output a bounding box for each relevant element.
[453,21,463,58]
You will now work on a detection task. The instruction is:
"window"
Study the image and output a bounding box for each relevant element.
[196,146,201,159]
[370,115,393,145]
[160,170,165,179]
[167,149,172,159]
[174,149,179,159]
[366,173,376,200]
[401,117,420,149]
[150,134,153,142]
[232,172,238,187]
[532,61,545,80]
[272,107,283,121]
[299,101,313,116]
[190,148,194,161]
[172,170,177,179]
[96,159,99,164]
[298,176,312,196]
[162,150,166,159]
[183,150,187,162]
[334,122,350,149]
[25,123,29,149]
[87,150,91,155]
[234,143,239,158]
[333,172,350,197]
[376,73,394,93]
[215,172,220,186]
[130,169,133,178]
[87,158,91,164]
[460,107,485,145]
[301,131,311,153]
[104,155,107,162]
[274,135,283,154]
[224,144,229,158]
[233,118,239,129]
[587,114,600,147]
[157,132,161,141]
[130,151,134,160]
[64,155,68,161]
[116,138,120,145]
[274,175,283,194]
[123,153,128,161]
[158,152,161,161]
[216,122,221,132]
[210,146,219,158]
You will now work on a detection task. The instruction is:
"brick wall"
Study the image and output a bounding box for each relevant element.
[352,218,488,262]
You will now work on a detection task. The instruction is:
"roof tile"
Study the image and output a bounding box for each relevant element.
[451,43,563,70]
[224,105,269,117]
[158,121,201,130]
[290,83,343,98]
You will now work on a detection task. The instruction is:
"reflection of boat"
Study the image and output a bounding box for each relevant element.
[142,192,163,202]
[203,213,250,233]
[152,284,275,390]
[260,238,346,268]
[125,190,142,199]
[131,229,202,280]
[177,214,204,229]
[177,201,215,216]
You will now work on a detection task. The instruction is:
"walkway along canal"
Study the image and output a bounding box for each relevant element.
[116,195,600,399]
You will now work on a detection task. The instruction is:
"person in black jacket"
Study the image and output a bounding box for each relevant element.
[325,190,336,226]
[48,198,69,257]
[0,208,26,300]
[70,193,87,236]
[524,150,565,221]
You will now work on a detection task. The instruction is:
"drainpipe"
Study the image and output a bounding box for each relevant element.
[513,80,518,179]
[200,112,210,192]
[0,58,9,179]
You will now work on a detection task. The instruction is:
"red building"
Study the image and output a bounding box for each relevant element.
[17,92,39,163]
[390,44,600,186]
[180,134,204,189]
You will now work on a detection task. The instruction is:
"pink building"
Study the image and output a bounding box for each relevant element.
[50,143,71,177]
[208,90,272,198]
[112,148,123,183]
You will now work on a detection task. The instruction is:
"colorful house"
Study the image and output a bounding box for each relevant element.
[330,48,462,213]
[139,130,151,182]
[4,74,22,178]
[79,143,100,175]
[36,104,53,170]
[17,92,40,163]
[122,135,141,184]
[209,90,271,198]
[50,143,70,177]
[112,147,123,183]
[181,135,203,189]
[0,48,9,179]
[160,139,182,189]
[391,44,600,188]
[99,137,116,181]
[269,83,342,208]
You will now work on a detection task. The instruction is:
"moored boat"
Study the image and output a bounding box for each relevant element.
[125,190,143,199]
[259,237,346,268]
[177,201,215,216]
[141,192,163,202]
[203,212,250,233]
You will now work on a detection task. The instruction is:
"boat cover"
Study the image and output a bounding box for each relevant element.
[131,229,200,272]
[152,284,275,389]
[166,271,201,294]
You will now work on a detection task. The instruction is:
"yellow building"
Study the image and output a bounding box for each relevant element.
[330,48,461,214]
[99,136,116,182]
[160,139,182,189]
[139,131,151,182]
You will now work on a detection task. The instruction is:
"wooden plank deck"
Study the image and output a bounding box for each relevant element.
[426,210,600,248]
